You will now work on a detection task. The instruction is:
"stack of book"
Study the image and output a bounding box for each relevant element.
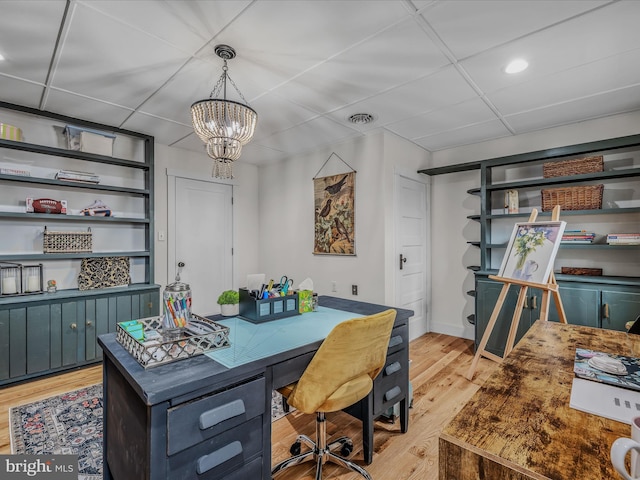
[55,169,100,184]
[562,230,596,244]
[607,233,640,245]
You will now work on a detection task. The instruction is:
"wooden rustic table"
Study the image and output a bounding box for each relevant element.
[440,320,638,480]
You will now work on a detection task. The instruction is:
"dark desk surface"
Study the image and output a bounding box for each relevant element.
[98,295,413,406]
[440,320,634,480]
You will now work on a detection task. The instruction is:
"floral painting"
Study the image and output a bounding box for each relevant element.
[313,172,355,255]
[498,221,566,284]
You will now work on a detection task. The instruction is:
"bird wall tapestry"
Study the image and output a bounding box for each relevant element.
[313,172,355,255]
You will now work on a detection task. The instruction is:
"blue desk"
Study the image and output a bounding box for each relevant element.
[207,306,363,368]
[99,296,413,480]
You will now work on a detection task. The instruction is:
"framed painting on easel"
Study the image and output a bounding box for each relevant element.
[498,221,566,284]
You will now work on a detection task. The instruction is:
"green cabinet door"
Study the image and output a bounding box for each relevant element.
[602,289,640,331]
[475,278,522,357]
[61,301,79,366]
[548,284,599,328]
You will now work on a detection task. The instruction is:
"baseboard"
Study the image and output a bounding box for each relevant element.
[429,320,474,340]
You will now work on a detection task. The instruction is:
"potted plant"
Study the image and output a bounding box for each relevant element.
[217,289,239,316]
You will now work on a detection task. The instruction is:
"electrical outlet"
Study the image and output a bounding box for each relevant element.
[331,281,337,292]
[352,285,358,295]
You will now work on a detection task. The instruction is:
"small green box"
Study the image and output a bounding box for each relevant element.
[298,290,313,313]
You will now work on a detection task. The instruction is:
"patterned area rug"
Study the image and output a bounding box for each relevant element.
[10,384,291,479]
[9,384,103,480]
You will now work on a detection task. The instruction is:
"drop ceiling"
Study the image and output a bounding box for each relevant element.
[1,0,639,167]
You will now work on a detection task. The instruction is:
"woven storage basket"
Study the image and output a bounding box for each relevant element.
[43,226,92,253]
[543,156,603,178]
[541,184,603,211]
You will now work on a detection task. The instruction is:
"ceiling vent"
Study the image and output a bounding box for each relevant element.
[348,113,375,125]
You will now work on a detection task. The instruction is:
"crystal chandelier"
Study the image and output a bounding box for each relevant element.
[191,45,257,179]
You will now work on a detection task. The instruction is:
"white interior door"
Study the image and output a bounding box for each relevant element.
[168,176,233,316]
[395,172,429,341]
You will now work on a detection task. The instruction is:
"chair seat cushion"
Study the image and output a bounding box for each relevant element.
[278,374,373,414]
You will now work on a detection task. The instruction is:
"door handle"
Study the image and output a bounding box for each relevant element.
[531,296,537,310]
[399,254,407,270]
[603,303,609,319]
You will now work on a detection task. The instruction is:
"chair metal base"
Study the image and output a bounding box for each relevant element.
[272,412,372,480]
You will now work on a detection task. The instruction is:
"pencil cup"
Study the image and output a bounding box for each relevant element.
[162,280,192,338]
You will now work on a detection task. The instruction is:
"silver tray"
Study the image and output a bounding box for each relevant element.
[116,314,231,369]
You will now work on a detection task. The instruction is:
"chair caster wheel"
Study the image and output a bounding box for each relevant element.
[290,441,301,455]
[340,441,353,457]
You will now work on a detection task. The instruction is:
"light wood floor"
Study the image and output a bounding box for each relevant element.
[0,332,497,479]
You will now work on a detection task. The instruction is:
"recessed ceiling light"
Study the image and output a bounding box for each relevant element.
[505,58,528,74]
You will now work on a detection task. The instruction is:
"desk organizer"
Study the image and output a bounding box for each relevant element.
[116,314,230,369]
[238,288,300,323]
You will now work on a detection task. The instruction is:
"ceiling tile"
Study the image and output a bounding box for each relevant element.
[248,93,319,141]
[414,119,511,151]
[488,47,640,115]
[198,0,412,96]
[121,111,194,144]
[275,17,449,114]
[81,0,252,55]
[461,1,640,95]
[257,116,361,156]
[328,65,479,129]
[423,0,608,59]
[0,77,45,109]
[0,0,66,84]
[505,83,640,133]
[44,89,135,127]
[50,2,191,108]
[388,97,498,140]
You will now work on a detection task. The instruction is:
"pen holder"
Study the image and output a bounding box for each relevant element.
[162,280,192,338]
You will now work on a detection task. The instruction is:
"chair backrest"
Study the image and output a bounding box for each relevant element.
[288,309,396,413]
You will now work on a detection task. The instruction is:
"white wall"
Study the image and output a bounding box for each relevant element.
[428,110,640,339]
[153,144,260,291]
[256,131,430,323]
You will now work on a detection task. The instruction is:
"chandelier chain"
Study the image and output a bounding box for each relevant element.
[208,60,251,106]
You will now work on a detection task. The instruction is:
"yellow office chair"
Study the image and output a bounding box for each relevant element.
[271,309,396,480]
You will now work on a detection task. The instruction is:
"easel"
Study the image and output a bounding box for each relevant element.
[465,205,568,381]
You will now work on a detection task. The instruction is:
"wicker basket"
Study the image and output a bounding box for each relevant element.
[543,156,603,178]
[541,184,603,211]
[43,226,92,253]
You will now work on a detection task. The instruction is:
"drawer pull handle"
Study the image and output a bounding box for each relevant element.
[199,399,245,430]
[388,335,403,348]
[385,362,401,376]
[384,386,402,402]
[196,440,242,474]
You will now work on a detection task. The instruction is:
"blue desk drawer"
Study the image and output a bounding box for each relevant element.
[167,377,265,455]
[167,416,263,479]
[374,350,407,413]
[387,324,408,355]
